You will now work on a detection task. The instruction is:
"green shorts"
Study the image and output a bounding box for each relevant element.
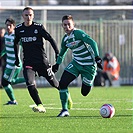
[3,65,22,83]
[65,60,97,86]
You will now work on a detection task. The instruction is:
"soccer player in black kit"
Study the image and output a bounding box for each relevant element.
[14,7,73,113]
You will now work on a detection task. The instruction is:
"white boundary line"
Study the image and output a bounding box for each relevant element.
[29,104,133,111]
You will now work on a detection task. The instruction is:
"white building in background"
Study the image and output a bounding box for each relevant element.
[0,0,23,6]
[0,0,58,6]
[0,0,26,6]
[115,0,133,3]
[0,0,132,6]
[48,0,58,5]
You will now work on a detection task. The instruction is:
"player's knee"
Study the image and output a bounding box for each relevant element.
[81,83,92,96]
[1,78,9,87]
[26,79,35,87]
[27,84,36,90]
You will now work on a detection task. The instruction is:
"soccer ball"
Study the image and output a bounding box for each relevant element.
[100,104,115,118]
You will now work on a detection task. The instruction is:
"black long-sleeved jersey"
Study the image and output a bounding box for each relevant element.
[14,22,59,66]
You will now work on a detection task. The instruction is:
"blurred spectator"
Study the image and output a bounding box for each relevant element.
[102,52,120,86]
[94,52,120,86]
[0,28,6,87]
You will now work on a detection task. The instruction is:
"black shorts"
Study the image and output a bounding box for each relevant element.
[23,63,59,88]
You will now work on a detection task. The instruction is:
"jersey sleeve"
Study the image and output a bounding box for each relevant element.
[75,30,99,57]
[40,25,59,54]
[14,27,21,45]
[0,48,6,57]
[56,37,68,65]
[14,27,21,62]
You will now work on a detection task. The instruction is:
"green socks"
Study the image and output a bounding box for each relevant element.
[59,89,69,110]
[12,77,25,85]
[4,84,16,101]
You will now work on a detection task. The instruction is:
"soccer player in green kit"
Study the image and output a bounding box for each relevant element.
[52,15,103,117]
[0,18,25,105]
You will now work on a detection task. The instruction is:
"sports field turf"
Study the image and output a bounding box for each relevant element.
[0,86,132,133]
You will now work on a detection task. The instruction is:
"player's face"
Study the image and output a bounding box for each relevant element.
[22,9,34,26]
[5,21,15,34]
[62,19,74,35]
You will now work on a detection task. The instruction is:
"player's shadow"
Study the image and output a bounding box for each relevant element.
[52,115,103,119]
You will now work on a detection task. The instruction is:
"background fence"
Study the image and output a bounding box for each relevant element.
[0,6,133,86]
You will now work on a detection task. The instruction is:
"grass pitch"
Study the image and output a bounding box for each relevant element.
[0,86,132,133]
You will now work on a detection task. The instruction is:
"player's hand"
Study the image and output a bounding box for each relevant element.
[15,58,20,67]
[95,56,103,70]
[52,63,59,73]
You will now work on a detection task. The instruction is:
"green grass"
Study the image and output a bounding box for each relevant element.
[0,86,132,133]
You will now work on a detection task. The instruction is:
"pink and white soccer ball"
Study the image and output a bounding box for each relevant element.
[100,104,115,118]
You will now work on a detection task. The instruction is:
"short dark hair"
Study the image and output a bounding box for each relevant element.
[62,15,73,22]
[5,18,16,26]
[23,7,33,12]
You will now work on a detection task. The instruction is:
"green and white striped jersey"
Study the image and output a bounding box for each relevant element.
[57,28,99,66]
[1,31,21,69]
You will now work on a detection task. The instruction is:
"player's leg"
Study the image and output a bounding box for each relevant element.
[12,77,25,84]
[44,66,59,89]
[0,66,2,88]
[57,61,79,117]
[81,65,96,96]
[41,64,73,109]
[67,92,73,110]
[1,78,17,105]
[45,68,75,109]
[102,71,114,86]
[81,83,92,96]
[57,70,76,117]
[11,66,25,85]
[23,66,46,112]
[2,68,18,105]
[23,67,41,105]
[37,63,59,89]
